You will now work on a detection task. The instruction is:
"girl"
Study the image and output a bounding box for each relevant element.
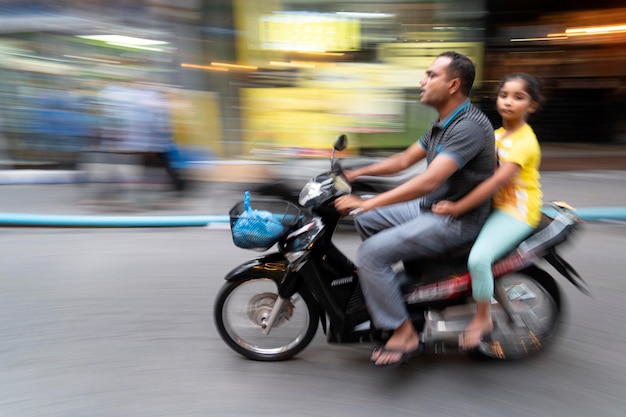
[432,73,544,349]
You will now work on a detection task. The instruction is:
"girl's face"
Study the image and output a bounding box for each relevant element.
[496,78,537,124]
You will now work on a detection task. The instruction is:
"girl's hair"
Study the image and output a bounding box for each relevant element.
[497,73,546,110]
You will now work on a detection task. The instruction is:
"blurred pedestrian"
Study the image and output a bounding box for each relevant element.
[91,80,184,205]
[144,87,187,196]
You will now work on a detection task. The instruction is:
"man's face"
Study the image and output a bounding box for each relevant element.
[419,56,453,109]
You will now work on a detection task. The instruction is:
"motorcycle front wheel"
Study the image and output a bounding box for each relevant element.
[471,271,561,360]
[214,277,320,361]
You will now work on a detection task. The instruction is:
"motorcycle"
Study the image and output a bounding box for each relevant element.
[213,135,588,362]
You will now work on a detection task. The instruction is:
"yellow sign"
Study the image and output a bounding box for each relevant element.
[377,42,484,87]
[259,13,360,52]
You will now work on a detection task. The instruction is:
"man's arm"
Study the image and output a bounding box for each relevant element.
[344,141,427,182]
[363,154,458,208]
[335,153,458,214]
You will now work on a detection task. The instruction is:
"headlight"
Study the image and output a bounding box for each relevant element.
[280,217,324,266]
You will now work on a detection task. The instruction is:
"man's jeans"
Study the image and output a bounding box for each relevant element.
[354,199,471,330]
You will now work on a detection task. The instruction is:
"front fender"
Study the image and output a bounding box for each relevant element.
[224,252,289,284]
[223,252,328,335]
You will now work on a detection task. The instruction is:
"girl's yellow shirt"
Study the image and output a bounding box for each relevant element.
[492,123,543,227]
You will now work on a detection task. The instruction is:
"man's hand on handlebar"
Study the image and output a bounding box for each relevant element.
[335,194,368,216]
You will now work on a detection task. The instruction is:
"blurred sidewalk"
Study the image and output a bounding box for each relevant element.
[1,144,626,224]
[539,143,626,171]
[0,159,276,185]
[1,143,625,185]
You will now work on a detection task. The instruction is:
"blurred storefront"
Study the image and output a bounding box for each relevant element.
[483,1,626,144]
[227,0,488,157]
[1,0,625,169]
[208,0,626,153]
[0,0,222,167]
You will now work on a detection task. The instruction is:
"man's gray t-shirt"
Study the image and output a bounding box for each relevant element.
[418,101,496,238]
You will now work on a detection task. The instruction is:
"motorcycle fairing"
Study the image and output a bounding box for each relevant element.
[223,252,289,284]
[223,252,308,299]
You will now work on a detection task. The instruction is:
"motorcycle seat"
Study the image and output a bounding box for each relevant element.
[402,213,556,284]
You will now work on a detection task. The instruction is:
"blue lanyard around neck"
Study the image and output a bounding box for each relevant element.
[441,102,470,129]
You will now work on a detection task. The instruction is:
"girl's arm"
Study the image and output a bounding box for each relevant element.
[432,161,520,217]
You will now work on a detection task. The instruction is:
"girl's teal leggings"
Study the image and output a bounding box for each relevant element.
[467,209,534,301]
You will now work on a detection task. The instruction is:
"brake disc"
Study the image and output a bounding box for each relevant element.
[246,293,294,328]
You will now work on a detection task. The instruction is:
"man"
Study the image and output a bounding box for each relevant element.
[334,51,495,367]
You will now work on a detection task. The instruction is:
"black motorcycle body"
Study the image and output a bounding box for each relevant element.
[214,136,586,362]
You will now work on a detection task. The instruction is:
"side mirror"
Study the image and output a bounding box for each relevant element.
[334,134,348,152]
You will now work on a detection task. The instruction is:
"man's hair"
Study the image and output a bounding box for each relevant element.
[437,51,476,96]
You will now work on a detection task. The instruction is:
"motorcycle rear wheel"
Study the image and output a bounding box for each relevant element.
[214,277,319,361]
[471,271,560,360]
